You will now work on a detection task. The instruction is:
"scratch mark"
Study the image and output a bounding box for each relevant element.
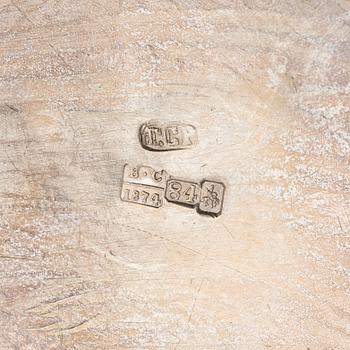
[118,223,254,282]
[78,228,82,248]
[60,319,89,332]
[27,291,90,312]
[0,255,37,261]
[187,278,204,323]
[174,279,205,350]
[222,223,235,241]
[25,320,60,331]
[337,216,344,233]
[11,0,34,25]
[48,42,73,73]
[91,0,110,14]
[5,103,19,113]
[44,291,89,305]
[4,146,20,172]
[0,310,12,317]
[289,74,298,93]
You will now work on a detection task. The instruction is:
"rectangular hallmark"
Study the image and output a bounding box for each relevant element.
[165,179,201,207]
[122,164,169,189]
[198,180,225,216]
[121,164,226,216]
[121,164,169,208]
[121,182,164,208]
[139,121,198,151]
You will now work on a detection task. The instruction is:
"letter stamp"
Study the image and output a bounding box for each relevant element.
[121,164,169,208]
[139,121,198,151]
[122,164,168,189]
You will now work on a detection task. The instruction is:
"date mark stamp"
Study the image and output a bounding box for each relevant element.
[121,164,169,208]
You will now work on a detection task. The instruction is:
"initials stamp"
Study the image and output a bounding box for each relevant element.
[139,121,198,151]
[198,180,225,216]
[165,179,201,207]
[121,164,169,208]
[122,164,169,188]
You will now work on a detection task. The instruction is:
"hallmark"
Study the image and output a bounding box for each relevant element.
[121,164,226,216]
[165,179,201,207]
[198,180,225,216]
[122,164,168,188]
[121,182,164,208]
[121,164,168,208]
[139,121,198,151]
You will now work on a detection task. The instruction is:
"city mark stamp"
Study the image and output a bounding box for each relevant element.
[198,180,225,217]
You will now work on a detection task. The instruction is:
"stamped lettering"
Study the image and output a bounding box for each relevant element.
[121,164,226,215]
[123,164,169,188]
[139,121,198,151]
[121,182,163,208]
[121,164,168,208]
[165,179,201,207]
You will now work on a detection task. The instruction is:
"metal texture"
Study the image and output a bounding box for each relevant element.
[1,1,349,348]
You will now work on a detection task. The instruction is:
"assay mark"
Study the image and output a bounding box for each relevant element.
[121,164,226,216]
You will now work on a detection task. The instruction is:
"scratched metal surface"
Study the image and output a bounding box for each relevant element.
[0,1,349,349]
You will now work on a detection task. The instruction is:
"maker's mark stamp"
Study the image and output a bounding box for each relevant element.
[123,164,168,188]
[121,164,168,208]
[139,121,198,151]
